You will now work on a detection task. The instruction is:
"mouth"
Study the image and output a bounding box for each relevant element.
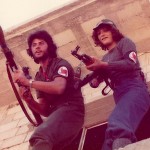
[34,51,43,57]
[35,51,42,54]
[101,37,108,41]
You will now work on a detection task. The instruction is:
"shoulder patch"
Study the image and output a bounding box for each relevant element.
[129,52,137,63]
[58,66,68,77]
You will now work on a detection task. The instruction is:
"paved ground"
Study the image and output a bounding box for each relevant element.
[121,138,150,150]
[0,101,150,150]
[0,101,34,150]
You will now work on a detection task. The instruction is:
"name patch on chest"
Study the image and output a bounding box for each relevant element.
[58,66,68,77]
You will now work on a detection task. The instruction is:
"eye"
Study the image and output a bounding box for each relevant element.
[39,40,46,46]
[97,30,102,36]
[31,43,37,48]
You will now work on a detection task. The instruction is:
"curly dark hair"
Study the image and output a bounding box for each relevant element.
[26,30,57,63]
[92,24,124,50]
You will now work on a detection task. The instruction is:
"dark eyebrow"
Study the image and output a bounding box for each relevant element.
[32,39,45,45]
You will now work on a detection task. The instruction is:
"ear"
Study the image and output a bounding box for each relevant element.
[26,48,33,57]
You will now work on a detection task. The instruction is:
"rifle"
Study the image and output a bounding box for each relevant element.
[71,46,112,95]
[0,26,43,126]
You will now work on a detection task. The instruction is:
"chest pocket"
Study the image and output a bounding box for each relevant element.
[38,61,57,82]
[45,65,56,81]
[103,47,124,62]
[116,46,124,60]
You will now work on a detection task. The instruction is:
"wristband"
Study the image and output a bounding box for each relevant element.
[29,79,34,88]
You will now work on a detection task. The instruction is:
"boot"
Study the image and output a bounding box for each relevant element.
[112,138,132,150]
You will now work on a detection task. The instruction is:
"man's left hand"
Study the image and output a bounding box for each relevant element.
[13,70,30,87]
[86,57,108,71]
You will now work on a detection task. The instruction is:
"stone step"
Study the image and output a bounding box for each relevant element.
[0,101,33,150]
[120,138,150,150]
[0,101,150,150]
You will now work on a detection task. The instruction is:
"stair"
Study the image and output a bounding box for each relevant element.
[0,101,34,150]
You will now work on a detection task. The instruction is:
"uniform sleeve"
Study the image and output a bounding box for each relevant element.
[108,38,138,71]
[52,59,74,80]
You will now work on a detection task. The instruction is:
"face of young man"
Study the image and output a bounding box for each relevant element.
[97,27,116,50]
[31,38,49,62]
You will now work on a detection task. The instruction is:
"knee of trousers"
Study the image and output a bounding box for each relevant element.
[29,139,53,150]
[105,123,136,143]
[29,127,55,147]
[105,114,137,141]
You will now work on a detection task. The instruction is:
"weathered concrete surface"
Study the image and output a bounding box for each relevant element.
[120,138,150,150]
[0,0,150,106]
[0,0,150,149]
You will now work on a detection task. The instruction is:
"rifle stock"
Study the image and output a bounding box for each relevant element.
[0,26,7,48]
[0,26,18,70]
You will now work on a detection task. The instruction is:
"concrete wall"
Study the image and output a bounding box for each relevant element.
[0,0,150,107]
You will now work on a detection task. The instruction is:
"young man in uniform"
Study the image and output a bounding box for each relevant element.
[86,19,150,150]
[13,30,85,150]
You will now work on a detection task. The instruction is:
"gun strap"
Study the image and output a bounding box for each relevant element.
[6,63,41,126]
[6,63,23,104]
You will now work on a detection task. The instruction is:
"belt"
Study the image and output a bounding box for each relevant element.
[112,76,143,88]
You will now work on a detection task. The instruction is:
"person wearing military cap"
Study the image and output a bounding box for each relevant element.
[87,19,150,150]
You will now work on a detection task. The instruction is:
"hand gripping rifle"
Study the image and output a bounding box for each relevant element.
[71,46,112,96]
[0,26,43,126]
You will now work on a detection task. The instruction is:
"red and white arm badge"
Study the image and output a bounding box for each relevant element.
[129,52,137,63]
[58,66,68,77]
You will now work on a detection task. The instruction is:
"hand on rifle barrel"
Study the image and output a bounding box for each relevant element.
[13,70,33,102]
[86,56,108,71]
[89,78,101,88]
[19,86,33,103]
[13,70,30,87]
